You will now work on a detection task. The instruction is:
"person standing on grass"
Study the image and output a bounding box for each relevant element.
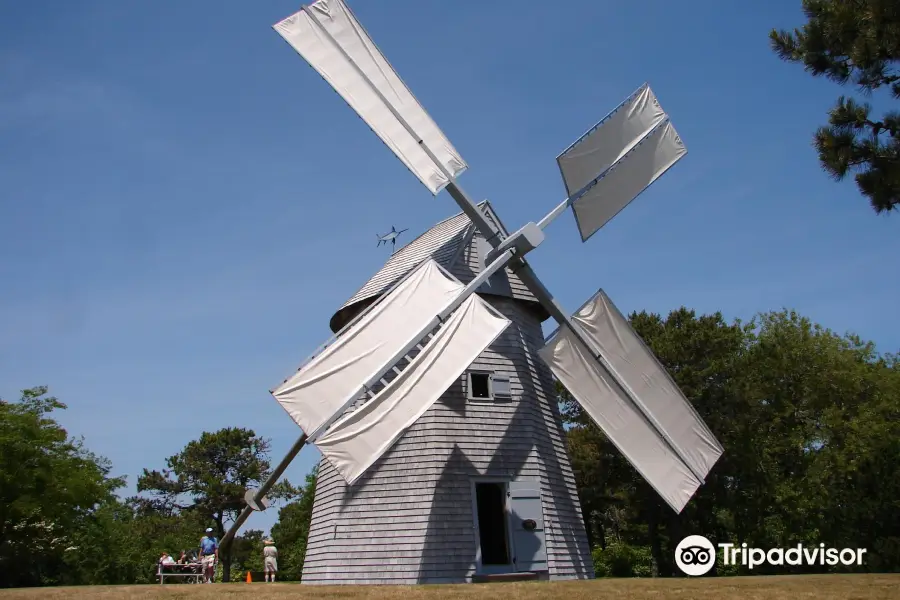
[199,527,218,583]
[263,539,278,583]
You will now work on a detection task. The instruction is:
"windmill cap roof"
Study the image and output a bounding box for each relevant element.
[329,202,478,332]
[328,200,546,333]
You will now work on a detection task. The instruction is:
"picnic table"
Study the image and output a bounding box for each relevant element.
[157,561,204,584]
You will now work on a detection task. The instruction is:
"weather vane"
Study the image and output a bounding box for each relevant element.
[376,225,407,254]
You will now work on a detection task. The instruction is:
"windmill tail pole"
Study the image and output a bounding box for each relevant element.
[223,246,519,550]
[220,432,308,552]
[223,236,518,550]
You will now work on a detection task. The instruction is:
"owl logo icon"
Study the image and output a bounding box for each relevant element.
[675,535,716,576]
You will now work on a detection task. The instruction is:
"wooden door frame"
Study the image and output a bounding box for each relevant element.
[470,478,516,575]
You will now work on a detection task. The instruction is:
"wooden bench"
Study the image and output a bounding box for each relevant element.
[157,562,203,584]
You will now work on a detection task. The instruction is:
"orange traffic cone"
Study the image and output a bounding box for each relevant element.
[246,571,252,583]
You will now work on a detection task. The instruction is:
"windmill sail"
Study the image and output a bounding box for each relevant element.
[552,84,687,242]
[570,120,686,242]
[569,289,723,479]
[556,83,667,198]
[274,0,467,195]
[315,293,511,484]
[539,324,703,513]
[272,259,464,439]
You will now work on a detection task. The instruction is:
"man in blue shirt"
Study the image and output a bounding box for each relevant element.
[199,528,218,583]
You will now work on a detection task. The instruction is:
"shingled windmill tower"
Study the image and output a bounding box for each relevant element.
[302,203,592,584]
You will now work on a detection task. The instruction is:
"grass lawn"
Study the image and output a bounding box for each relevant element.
[0,574,898,600]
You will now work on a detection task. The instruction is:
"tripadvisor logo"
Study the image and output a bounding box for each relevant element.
[675,535,867,576]
[675,535,716,576]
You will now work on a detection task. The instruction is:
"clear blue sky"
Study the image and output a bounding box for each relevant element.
[1,1,897,536]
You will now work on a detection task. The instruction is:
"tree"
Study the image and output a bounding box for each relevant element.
[66,498,209,585]
[746,313,900,570]
[135,428,297,581]
[563,307,900,576]
[230,529,265,579]
[270,466,317,581]
[770,0,900,213]
[0,387,125,587]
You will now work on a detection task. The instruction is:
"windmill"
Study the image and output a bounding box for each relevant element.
[220,0,724,584]
[376,225,407,253]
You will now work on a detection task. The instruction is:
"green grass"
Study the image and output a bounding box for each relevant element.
[1,574,898,600]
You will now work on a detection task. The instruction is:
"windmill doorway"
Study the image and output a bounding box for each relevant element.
[471,479,548,576]
[475,482,511,569]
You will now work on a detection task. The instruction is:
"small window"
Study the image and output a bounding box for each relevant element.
[468,372,491,399]
[467,372,512,401]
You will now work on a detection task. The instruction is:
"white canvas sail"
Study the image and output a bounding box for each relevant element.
[539,324,703,513]
[316,294,510,484]
[272,259,464,438]
[274,0,467,194]
[570,120,687,241]
[571,289,724,479]
[557,83,667,198]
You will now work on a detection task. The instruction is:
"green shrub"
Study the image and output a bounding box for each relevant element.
[592,542,653,577]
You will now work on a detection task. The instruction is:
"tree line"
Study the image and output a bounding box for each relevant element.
[2,304,898,587]
[0,392,317,587]
[567,308,899,577]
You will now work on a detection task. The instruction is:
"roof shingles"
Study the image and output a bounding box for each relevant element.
[341,211,474,309]
[329,201,543,332]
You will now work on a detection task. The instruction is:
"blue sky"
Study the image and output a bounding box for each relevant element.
[1,0,897,536]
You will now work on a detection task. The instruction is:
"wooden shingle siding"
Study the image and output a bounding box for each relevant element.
[301,260,593,583]
[448,217,537,305]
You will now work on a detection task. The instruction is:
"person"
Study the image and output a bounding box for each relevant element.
[157,552,176,583]
[175,550,193,576]
[263,539,278,583]
[199,527,218,583]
